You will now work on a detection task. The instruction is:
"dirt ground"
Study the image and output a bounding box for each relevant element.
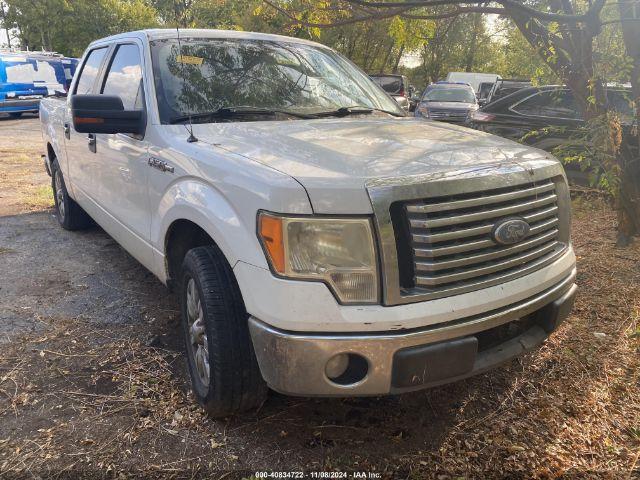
[0,115,638,479]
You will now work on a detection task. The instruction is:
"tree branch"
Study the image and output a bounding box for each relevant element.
[400,6,508,20]
[344,0,593,22]
[263,1,507,27]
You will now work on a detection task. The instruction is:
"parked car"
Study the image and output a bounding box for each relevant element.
[470,85,634,184]
[369,74,411,111]
[446,72,501,93]
[477,81,495,105]
[41,30,577,417]
[0,50,78,117]
[484,79,532,105]
[415,81,479,123]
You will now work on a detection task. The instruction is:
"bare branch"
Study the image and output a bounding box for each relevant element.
[401,6,508,19]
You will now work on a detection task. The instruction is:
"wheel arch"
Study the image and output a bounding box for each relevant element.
[46,142,57,161]
[154,179,270,286]
[164,218,218,290]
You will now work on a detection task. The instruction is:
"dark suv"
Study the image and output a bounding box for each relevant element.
[470,85,634,183]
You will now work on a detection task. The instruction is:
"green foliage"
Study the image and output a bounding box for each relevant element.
[495,22,558,84]
[4,0,158,56]
[550,113,624,196]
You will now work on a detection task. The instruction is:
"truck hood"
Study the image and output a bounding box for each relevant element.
[174,117,556,214]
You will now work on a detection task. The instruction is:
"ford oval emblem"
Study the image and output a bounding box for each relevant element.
[492,218,530,245]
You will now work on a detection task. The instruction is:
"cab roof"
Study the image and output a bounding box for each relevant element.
[88,29,326,49]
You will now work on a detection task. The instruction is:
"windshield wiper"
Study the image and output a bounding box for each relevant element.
[313,106,404,118]
[169,106,316,124]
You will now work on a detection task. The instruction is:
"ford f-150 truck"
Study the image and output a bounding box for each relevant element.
[40,29,577,417]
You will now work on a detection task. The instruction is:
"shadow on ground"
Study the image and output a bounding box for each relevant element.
[1,203,638,478]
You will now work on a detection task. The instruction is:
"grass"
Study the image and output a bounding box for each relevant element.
[20,184,54,210]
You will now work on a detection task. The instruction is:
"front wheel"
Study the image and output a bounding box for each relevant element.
[180,245,267,417]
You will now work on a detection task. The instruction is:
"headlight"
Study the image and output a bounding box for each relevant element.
[258,213,379,304]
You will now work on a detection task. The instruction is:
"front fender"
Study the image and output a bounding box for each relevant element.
[151,178,270,282]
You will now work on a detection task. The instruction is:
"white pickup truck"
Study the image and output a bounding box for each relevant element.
[40,29,577,417]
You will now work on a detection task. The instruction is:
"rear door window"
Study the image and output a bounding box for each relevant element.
[512,90,581,119]
[75,48,108,95]
[101,44,144,110]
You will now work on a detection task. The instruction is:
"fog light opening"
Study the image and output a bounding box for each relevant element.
[325,353,368,386]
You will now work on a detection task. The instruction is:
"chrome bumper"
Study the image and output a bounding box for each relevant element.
[249,270,577,396]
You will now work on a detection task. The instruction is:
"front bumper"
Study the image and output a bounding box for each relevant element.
[249,270,576,396]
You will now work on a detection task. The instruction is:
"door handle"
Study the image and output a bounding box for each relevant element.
[87,133,96,153]
[63,123,70,139]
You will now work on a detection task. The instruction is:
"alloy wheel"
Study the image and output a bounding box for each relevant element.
[186,278,210,388]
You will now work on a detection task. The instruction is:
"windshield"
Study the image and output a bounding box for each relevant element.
[370,75,403,94]
[422,87,476,103]
[150,38,403,123]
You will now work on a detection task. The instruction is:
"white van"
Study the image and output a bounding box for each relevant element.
[446,72,501,93]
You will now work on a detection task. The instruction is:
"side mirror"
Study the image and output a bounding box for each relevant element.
[71,94,144,135]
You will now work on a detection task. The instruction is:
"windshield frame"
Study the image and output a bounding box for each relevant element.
[149,37,405,124]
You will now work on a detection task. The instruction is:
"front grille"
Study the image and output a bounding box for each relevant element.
[428,108,469,121]
[397,178,566,297]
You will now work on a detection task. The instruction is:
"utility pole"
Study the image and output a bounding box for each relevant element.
[0,1,11,49]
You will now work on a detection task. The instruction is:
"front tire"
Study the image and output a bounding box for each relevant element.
[51,162,92,230]
[180,245,267,417]
[8,112,23,119]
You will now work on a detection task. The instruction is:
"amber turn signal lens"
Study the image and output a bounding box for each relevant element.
[73,116,105,124]
[258,214,285,274]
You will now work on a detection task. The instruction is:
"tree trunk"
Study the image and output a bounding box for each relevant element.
[464,14,482,72]
[392,44,404,73]
[380,41,394,73]
[0,1,11,49]
[616,0,640,244]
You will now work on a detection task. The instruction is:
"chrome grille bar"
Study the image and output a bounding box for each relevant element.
[414,244,561,287]
[413,217,559,257]
[415,229,559,271]
[408,193,557,229]
[406,183,555,214]
[412,210,559,245]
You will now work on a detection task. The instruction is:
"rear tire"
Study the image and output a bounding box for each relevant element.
[180,245,267,417]
[51,161,92,230]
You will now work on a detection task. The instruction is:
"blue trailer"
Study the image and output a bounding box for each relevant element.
[0,51,78,117]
